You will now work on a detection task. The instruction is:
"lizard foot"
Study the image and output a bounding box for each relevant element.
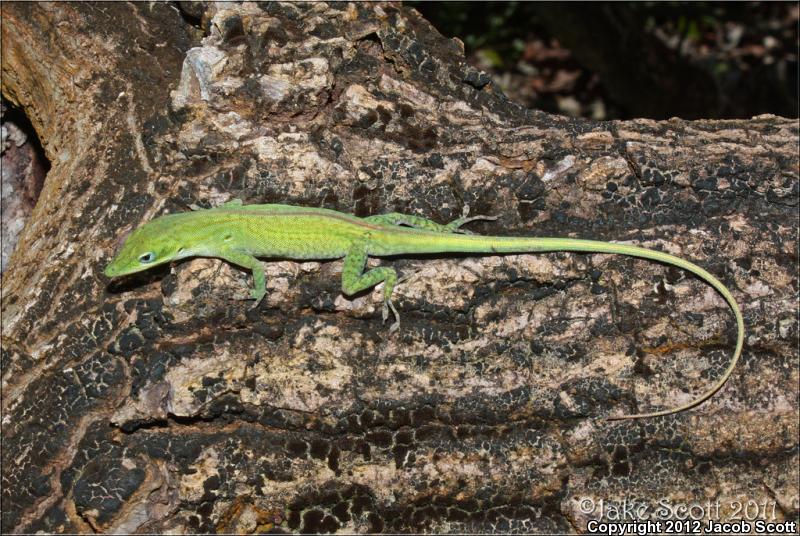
[448,215,499,234]
[382,300,401,332]
[446,205,499,234]
[249,288,266,308]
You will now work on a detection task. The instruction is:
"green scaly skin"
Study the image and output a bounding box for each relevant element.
[105,200,744,421]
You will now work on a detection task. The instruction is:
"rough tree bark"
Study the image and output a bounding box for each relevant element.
[1,3,797,534]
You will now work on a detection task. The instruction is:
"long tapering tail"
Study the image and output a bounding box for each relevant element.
[384,231,744,420]
[530,238,744,421]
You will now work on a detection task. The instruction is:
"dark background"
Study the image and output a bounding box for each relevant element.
[410,2,799,120]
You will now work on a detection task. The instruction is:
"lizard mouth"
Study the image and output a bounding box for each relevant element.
[104,263,123,278]
[105,256,171,278]
[104,261,140,278]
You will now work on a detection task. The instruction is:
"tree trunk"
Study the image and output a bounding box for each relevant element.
[2,3,797,533]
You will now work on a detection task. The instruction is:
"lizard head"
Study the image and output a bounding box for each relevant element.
[105,215,188,278]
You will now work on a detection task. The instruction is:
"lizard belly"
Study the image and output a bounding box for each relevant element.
[240,232,350,260]
[238,215,358,260]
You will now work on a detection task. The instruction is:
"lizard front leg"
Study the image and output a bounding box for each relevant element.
[217,250,267,304]
[341,241,400,331]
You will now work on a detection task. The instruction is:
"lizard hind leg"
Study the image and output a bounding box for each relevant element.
[341,241,400,331]
[364,211,496,234]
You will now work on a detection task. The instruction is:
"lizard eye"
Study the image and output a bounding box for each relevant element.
[139,252,156,264]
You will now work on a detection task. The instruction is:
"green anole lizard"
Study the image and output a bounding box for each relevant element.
[105,200,744,421]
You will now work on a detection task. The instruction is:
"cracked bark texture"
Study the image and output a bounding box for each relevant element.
[1,2,798,534]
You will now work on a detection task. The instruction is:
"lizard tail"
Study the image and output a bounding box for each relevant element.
[513,237,744,421]
[407,233,745,420]
[563,240,745,421]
